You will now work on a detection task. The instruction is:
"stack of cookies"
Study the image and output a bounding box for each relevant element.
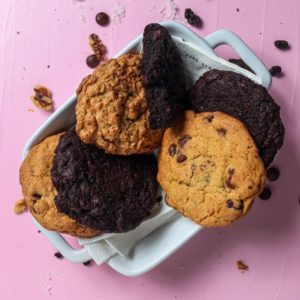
[19,23,285,238]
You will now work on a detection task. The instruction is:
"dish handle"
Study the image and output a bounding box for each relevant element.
[204,29,271,89]
[33,218,92,263]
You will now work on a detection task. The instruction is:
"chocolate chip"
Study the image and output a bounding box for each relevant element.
[267,167,280,181]
[203,115,214,122]
[47,65,51,69]
[236,8,240,12]
[32,193,42,199]
[54,252,63,259]
[168,144,177,157]
[86,54,100,68]
[156,196,162,202]
[178,135,191,147]
[248,186,253,190]
[259,187,272,200]
[83,260,92,266]
[37,230,41,233]
[227,199,234,208]
[184,8,202,27]
[95,12,110,26]
[176,153,187,163]
[236,200,244,211]
[216,128,227,136]
[269,66,282,77]
[274,40,290,50]
[225,179,235,189]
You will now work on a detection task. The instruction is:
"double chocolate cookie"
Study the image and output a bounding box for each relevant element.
[141,23,187,129]
[190,70,285,166]
[158,111,266,227]
[19,134,99,237]
[51,129,158,233]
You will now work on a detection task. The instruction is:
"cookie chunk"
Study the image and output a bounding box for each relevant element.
[141,23,186,129]
[157,111,266,227]
[76,53,163,155]
[19,134,99,237]
[51,129,158,233]
[190,70,285,166]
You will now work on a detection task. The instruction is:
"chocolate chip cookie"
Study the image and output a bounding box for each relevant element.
[157,111,266,227]
[76,53,163,155]
[141,23,187,129]
[190,70,285,166]
[51,128,158,233]
[19,134,99,237]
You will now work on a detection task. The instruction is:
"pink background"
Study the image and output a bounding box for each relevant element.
[1,0,300,299]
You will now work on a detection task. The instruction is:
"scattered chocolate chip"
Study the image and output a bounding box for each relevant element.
[176,153,187,163]
[17,31,20,35]
[203,115,214,122]
[95,12,110,26]
[178,135,191,147]
[236,8,240,12]
[38,230,41,233]
[228,58,254,73]
[237,260,248,271]
[227,200,234,208]
[86,54,100,68]
[32,193,42,199]
[168,144,177,157]
[54,252,63,259]
[259,187,272,200]
[267,167,280,181]
[274,40,290,50]
[184,8,202,27]
[47,65,51,69]
[156,196,162,202]
[269,66,282,77]
[216,128,227,136]
[83,260,92,266]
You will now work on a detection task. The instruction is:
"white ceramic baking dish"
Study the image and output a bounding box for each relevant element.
[23,21,271,276]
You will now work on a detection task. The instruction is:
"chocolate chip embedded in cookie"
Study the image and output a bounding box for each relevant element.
[141,23,187,129]
[19,134,99,237]
[76,53,163,155]
[190,70,285,167]
[51,129,158,233]
[157,111,266,227]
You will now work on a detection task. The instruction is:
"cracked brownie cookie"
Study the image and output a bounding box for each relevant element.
[19,134,99,237]
[157,111,266,227]
[51,128,158,233]
[76,53,163,155]
[141,23,187,129]
[190,70,285,167]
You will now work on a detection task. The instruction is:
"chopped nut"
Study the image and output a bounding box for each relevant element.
[31,85,53,111]
[89,33,106,62]
[237,260,249,271]
[14,199,27,214]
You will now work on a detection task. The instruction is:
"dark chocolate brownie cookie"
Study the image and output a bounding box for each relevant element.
[190,70,284,166]
[141,23,186,129]
[51,128,158,233]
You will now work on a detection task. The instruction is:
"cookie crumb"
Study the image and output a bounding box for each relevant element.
[28,108,35,112]
[83,260,92,266]
[31,85,53,111]
[184,8,202,27]
[237,260,248,271]
[14,199,27,214]
[54,252,64,259]
[112,1,126,24]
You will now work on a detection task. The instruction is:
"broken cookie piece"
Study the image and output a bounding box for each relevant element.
[14,199,27,214]
[30,85,53,111]
[89,33,106,62]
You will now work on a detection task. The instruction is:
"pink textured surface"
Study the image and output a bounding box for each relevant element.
[1,0,300,299]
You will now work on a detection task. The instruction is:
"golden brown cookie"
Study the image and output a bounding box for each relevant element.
[157,111,266,227]
[76,53,163,155]
[19,134,99,237]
